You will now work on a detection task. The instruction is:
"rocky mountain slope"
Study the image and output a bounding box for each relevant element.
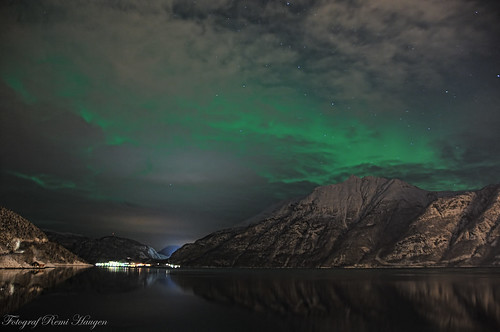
[169,176,500,267]
[45,231,167,264]
[0,207,88,268]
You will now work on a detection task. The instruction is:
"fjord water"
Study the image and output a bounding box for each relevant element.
[2,268,500,331]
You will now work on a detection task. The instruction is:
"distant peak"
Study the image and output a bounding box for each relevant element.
[340,175,362,186]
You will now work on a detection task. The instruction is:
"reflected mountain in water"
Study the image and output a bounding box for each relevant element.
[170,269,500,332]
[0,267,88,315]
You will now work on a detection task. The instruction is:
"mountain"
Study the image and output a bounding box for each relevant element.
[45,231,168,264]
[42,230,90,254]
[0,207,89,268]
[158,245,181,258]
[169,176,500,268]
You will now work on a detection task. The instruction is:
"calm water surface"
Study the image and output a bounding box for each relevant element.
[1,267,499,331]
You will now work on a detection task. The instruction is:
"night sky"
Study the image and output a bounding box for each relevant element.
[1,0,500,249]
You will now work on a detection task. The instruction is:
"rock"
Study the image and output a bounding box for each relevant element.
[0,207,89,268]
[169,176,500,267]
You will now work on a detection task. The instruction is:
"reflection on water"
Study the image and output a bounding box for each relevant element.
[0,267,88,316]
[170,269,500,332]
[2,268,499,331]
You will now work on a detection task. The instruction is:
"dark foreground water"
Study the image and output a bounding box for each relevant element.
[1,267,500,332]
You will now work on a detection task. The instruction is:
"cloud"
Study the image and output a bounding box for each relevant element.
[1,0,499,246]
[3,0,496,111]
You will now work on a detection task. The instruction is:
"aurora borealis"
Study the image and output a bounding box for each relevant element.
[1,0,500,248]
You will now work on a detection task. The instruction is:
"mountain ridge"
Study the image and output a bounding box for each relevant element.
[0,207,89,268]
[44,231,168,264]
[169,176,500,268]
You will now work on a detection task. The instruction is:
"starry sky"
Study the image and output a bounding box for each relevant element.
[1,0,500,249]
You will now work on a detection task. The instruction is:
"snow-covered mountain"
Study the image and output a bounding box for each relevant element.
[170,176,500,267]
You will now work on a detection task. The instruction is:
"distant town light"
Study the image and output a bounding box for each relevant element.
[95,261,179,268]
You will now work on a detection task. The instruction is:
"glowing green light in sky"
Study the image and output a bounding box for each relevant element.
[9,172,76,190]
[0,52,476,193]
[2,75,37,104]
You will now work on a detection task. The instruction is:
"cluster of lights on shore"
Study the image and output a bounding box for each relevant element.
[95,261,180,268]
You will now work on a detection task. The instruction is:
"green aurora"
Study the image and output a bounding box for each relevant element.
[1,0,499,247]
[1,65,463,190]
